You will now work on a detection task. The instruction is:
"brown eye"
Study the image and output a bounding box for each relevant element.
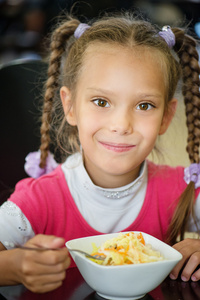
[137,103,153,111]
[93,99,110,107]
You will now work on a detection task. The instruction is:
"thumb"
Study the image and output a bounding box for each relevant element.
[26,234,66,249]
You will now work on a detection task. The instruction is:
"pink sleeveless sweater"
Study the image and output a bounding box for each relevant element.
[9,161,194,267]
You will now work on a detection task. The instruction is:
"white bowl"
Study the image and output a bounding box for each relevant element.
[66,232,182,300]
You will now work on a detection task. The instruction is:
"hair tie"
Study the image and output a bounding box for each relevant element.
[184,163,200,188]
[24,150,58,179]
[158,25,175,48]
[74,23,90,39]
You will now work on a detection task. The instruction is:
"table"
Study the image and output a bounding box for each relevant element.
[0,267,200,300]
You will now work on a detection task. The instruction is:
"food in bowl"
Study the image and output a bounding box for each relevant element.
[66,232,182,300]
[90,231,164,266]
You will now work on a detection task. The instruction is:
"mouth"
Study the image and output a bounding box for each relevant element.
[99,141,135,153]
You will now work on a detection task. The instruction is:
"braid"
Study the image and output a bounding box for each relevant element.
[173,29,200,163]
[39,18,80,168]
[167,29,200,244]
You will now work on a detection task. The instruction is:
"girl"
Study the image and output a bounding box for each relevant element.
[0,12,200,293]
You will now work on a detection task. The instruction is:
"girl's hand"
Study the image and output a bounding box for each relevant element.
[13,234,71,293]
[170,238,200,282]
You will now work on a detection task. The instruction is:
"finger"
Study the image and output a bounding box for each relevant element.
[39,248,70,265]
[170,240,199,280]
[25,234,66,249]
[180,252,200,281]
[169,254,189,280]
[24,271,66,293]
[191,266,200,282]
[21,255,71,277]
[34,280,63,293]
[22,247,70,265]
[20,249,71,273]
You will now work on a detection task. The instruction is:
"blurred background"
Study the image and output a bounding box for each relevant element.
[0,0,200,64]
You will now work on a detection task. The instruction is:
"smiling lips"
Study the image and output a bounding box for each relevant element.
[99,141,135,153]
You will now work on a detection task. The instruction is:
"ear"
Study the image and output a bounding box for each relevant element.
[60,86,77,126]
[159,98,178,135]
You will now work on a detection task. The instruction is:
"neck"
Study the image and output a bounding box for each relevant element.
[83,158,142,189]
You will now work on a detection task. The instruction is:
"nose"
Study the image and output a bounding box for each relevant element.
[109,109,133,135]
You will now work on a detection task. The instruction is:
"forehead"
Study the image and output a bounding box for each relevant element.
[81,42,167,76]
[78,42,168,90]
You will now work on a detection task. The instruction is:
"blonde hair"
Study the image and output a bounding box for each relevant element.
[39,12,200,244]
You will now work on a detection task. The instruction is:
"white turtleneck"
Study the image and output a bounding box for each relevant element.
[61,152,147,233]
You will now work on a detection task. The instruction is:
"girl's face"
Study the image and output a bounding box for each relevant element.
[61,44,177,188]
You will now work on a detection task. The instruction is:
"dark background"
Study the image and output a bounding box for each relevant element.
[0,0,200,64]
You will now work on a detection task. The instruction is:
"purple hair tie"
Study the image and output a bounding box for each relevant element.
[184,163,200,188]
[158,25,175,48]
[74,23,90,39]
[24,150,58,179]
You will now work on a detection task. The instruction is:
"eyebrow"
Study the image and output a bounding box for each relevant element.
[87,87,163,99]
[87,87,115,96]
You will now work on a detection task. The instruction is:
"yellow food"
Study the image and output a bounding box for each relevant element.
[91,232,164,266]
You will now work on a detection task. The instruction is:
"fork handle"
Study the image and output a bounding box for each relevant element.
[17,246,60,251]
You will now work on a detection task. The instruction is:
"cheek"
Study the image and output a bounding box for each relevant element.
[79,110,102,130]
[136,116,163,139]
[76,114,99,141]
